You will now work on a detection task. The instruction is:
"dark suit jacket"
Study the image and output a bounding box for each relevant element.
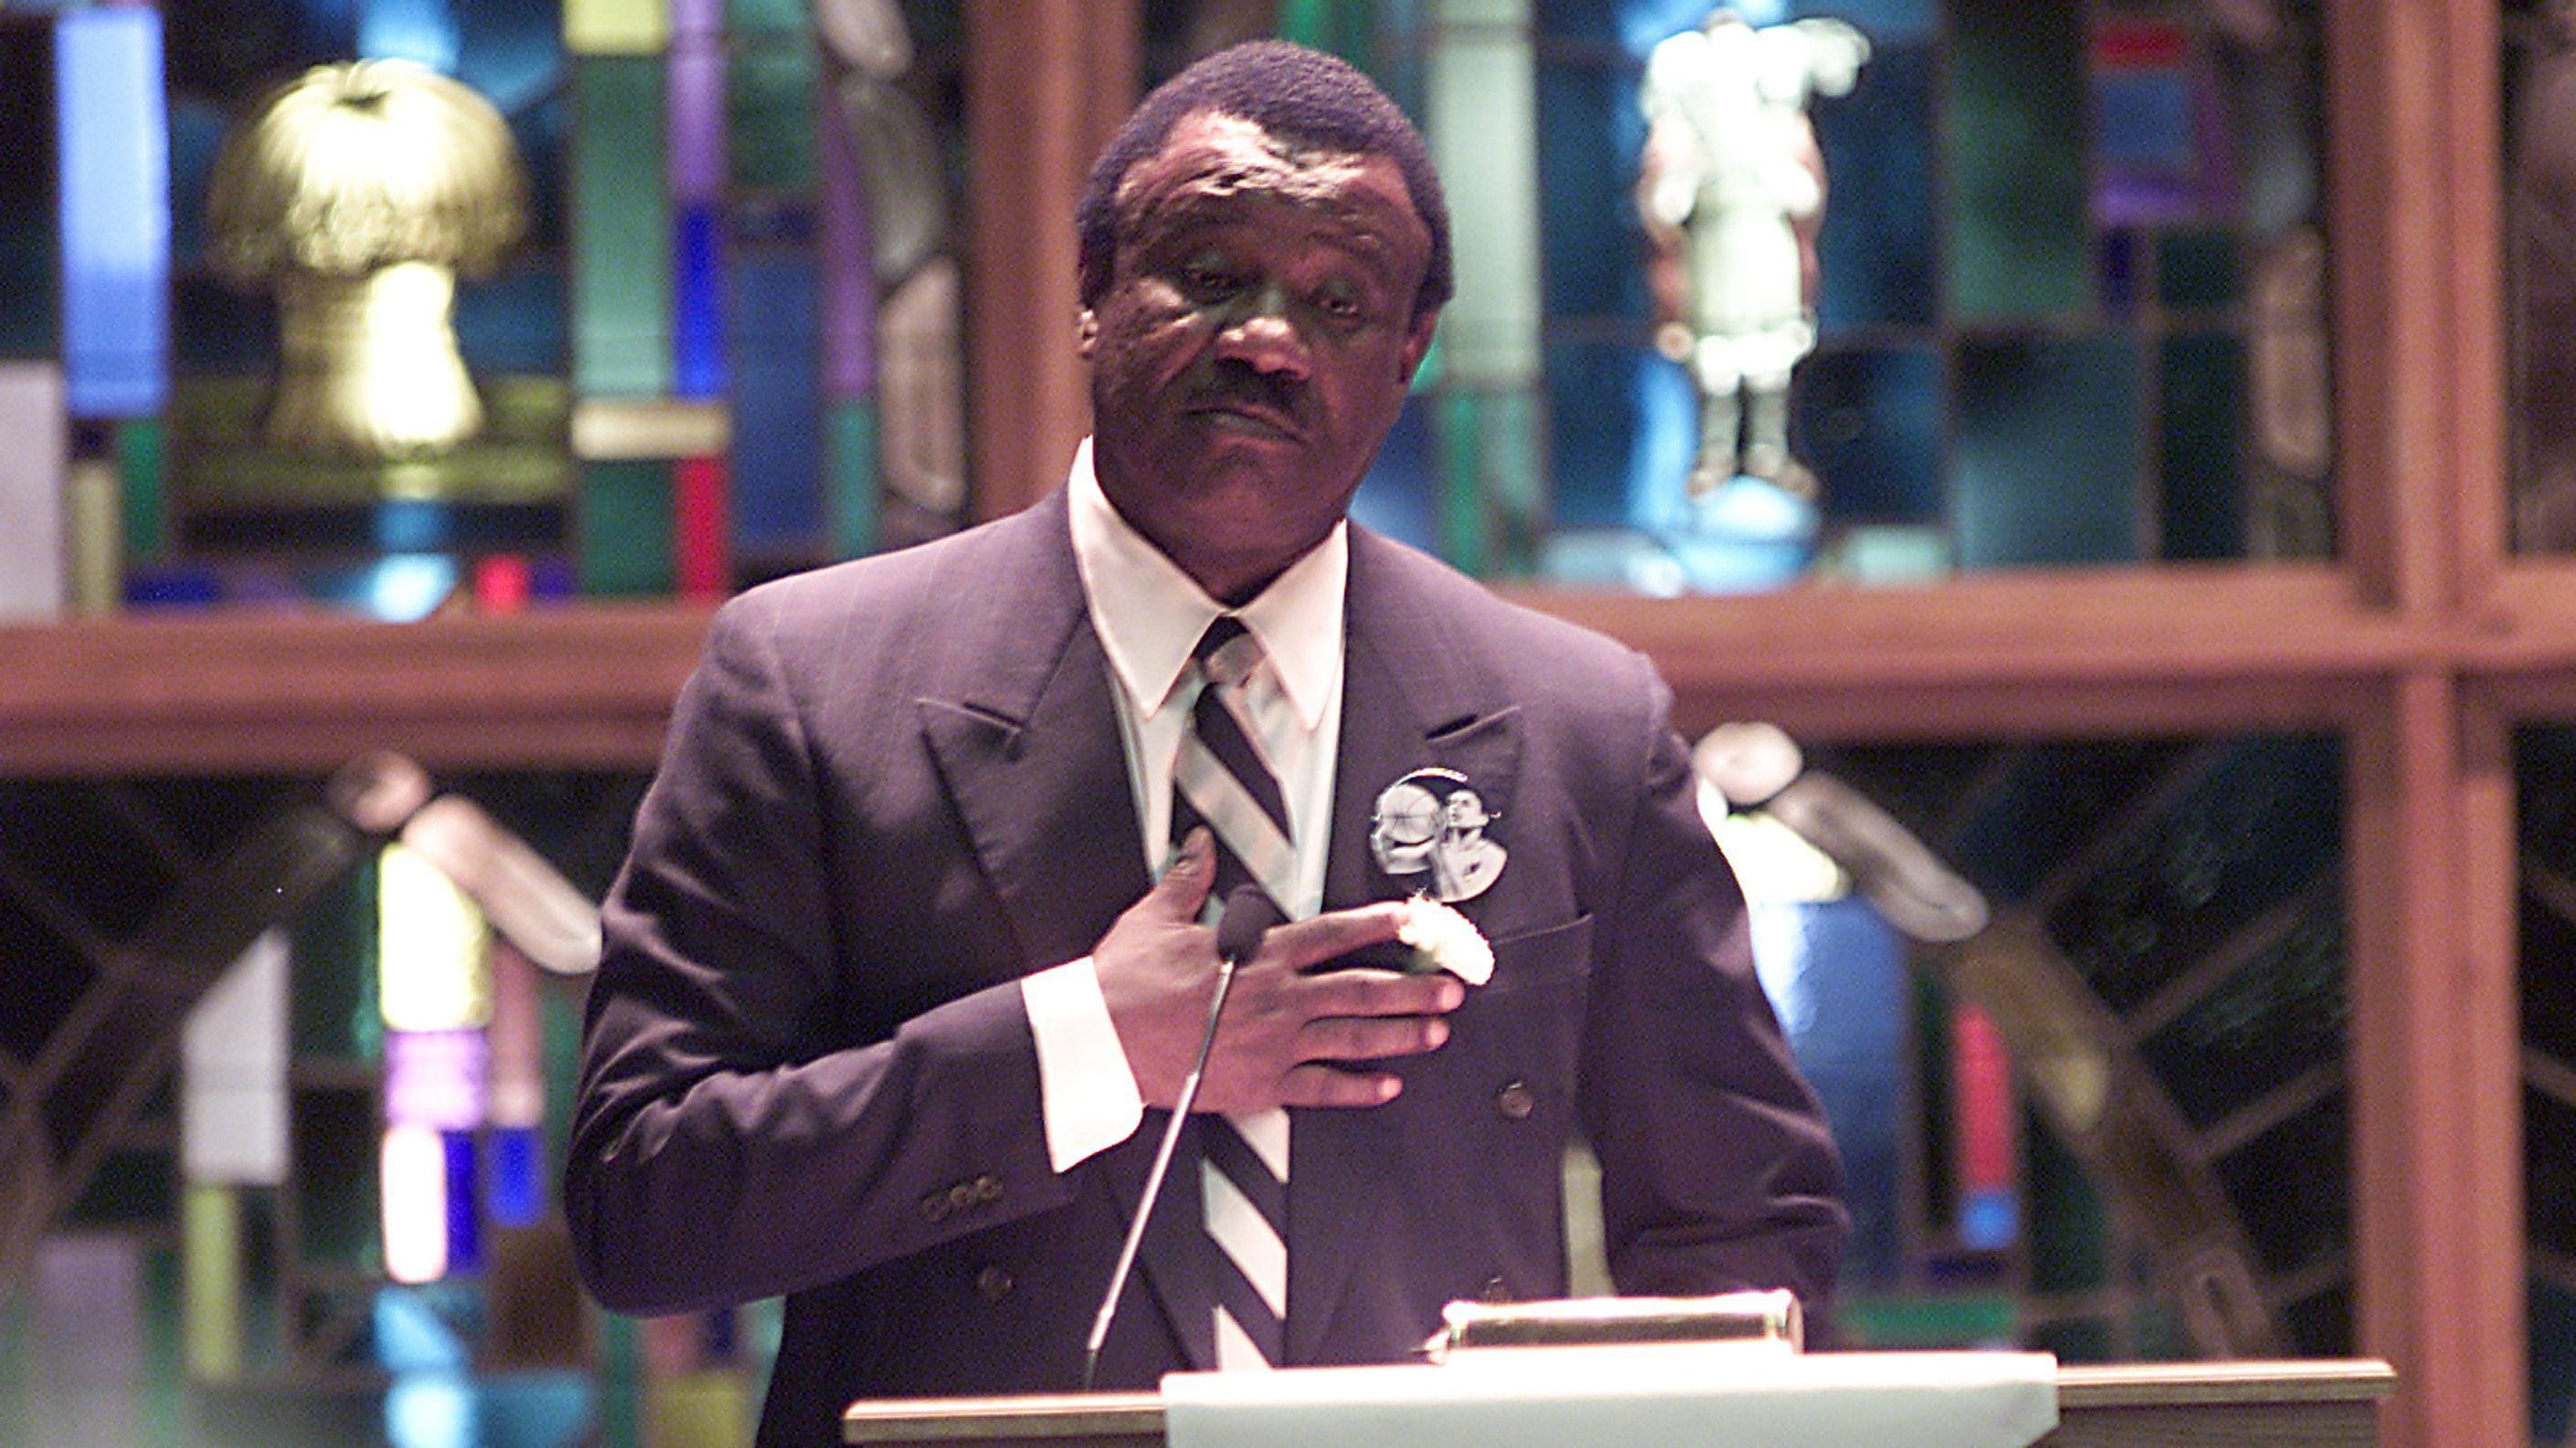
[565,492,1845,1448]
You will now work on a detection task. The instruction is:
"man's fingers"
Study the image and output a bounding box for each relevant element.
[1296,1012,1449,1063]
[1261,901,1408,970]
[1276,1064,1404,1109]
[1151,826,1218,919]
[1288,965,1465,1021]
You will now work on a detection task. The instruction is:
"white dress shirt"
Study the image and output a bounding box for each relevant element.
[1021,439,1347,1174]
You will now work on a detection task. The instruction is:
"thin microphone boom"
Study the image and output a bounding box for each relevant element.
[1081,884,1281,1390]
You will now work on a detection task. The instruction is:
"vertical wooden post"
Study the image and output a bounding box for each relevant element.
[962,0,1139,522]
[2331,2,2520,1445]
[2346,676,2525,1448]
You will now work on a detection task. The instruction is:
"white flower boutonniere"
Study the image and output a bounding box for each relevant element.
[1396,895,1494,986]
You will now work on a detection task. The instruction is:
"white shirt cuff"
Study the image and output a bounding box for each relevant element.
[1022,957,1146,1173]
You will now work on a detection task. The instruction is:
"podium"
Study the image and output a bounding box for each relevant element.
[842,1359,2394,1448]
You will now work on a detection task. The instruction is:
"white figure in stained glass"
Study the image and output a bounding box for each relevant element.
[1639,10,1867,500]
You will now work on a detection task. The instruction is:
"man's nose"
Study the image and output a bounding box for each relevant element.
[1214,282,1311,377]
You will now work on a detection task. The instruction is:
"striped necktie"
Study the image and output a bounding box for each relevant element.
[1170,615,1290,1367]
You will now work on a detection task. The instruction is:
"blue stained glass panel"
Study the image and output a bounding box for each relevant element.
[1545,341,1663,531]
[487,1125,542,1228]
[1813,39,1936,331]
[1535,60,1651,321]
[499,88,570,255]
[1349,395,1438,552]
[1630,351,1700,533]
[1794,344,1940,522]
[2099,227,2140,321]
[441,1129,480,1273]
[1608,0,1741,58]
[673,203,727,399]
[1535,0,1627,45]
[2095,68,2194,170]
[454,268,567,373]
[2533,1276,2576,1446]
[451,0,563,117]
[729,253,820,548]
[1795,0,1937,46]
[1752,897,1908,1286]
[1955,335,2140,567]
[57,6,171,417]
[164,96,228,268]
[360,0,461,71]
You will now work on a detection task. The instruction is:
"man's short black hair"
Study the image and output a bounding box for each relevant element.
[1076,39,1455,323]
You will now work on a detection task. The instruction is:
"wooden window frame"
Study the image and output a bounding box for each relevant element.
[0,4,2534,1443]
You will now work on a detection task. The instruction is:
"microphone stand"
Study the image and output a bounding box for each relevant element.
[1080,885,1277,1390]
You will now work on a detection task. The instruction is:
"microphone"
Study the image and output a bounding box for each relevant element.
[1081,884,1282,1390]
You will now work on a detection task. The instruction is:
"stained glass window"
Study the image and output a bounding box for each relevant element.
[1341,1,2335,589]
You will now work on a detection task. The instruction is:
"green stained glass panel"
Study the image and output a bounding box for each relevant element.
[1949,0,2087,322]
[1954,335,2140,567]
[2161,331,2245,560]
[2159,228,2239,310]
[1279,0,1378,69]
[290,865,379,1062]
[1438,393,1488,577]
[0,19,56,358]
[731,39,815,192]
[290,1086,380,1273]
[826,399,878,560]
[118,416,164,561]
[2024,1109,2108,1294]
[2029,1317,2116,1362]
[580,459,676,597]
[574,59,672,399]
[726,0,805,35]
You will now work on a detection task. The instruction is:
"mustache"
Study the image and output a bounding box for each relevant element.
[1187,358,1299,417]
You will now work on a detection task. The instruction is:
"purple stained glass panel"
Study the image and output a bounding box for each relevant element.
[386,1028,489,1131]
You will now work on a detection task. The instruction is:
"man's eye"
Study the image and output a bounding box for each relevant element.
[1177,264,1241,299]
[1310,278,1375,322]
[1316,291,1364,320]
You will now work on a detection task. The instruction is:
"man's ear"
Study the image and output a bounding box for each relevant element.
[1078,309,1099,360]
[1400,310,1439,383]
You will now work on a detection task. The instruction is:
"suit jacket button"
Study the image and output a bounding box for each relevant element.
[975,1264,1015,1302]
[973,1174,1004,1203]
[1495,1080,1535,1120]
[920,1192,951,1223]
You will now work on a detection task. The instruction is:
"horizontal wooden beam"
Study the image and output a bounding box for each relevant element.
[16,561,2576,777]
[0,603,712,776]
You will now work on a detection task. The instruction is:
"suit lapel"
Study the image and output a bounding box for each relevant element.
[913,495,1210,1369]
[1288,530,1523,1364]
[916,496,1152,971]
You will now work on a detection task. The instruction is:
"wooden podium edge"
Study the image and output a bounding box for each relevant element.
[2053,1359,2397,1408]
[843,1359,2396,1444]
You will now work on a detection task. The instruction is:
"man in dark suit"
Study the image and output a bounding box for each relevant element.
[566,39,1845,1448]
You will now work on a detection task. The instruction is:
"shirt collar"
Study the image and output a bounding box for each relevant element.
[1067,437,1346,729]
